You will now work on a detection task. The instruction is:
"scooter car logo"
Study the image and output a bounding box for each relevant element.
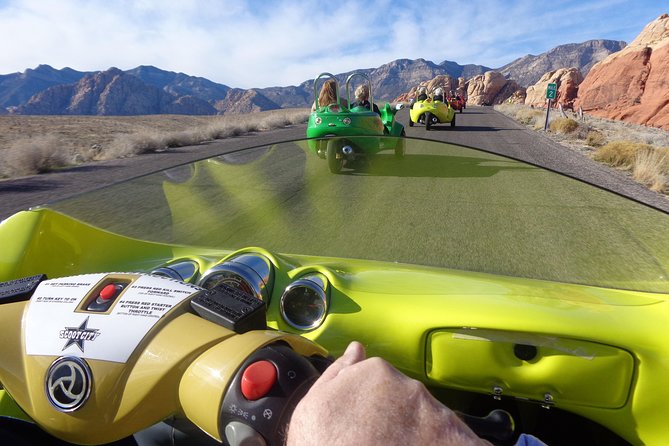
[60,317,100,352]
[46,356,92,411]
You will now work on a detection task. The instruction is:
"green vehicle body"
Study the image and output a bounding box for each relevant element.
[306,73,405,172]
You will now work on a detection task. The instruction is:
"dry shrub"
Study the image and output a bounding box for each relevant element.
[549,118,579,134]
[633,148,668,192]
[516,108,543,125]
[593,141,653,170]
[204,121,246,139]
[585,130,606,147]
[99,109,310,161]
[0,135,69,177]
[103,131,168,159]
[162,130,204,148]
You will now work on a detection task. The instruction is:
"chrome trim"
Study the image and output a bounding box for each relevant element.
[280,273,329,330]
[151,260,199,283]
[45,356,92,412]
[198,253,274,302]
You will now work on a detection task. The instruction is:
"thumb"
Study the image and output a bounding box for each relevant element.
[315,341,366,384]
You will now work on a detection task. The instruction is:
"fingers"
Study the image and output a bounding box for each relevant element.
[315,341,366,384]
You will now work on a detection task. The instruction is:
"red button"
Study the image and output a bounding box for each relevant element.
[99,284,119,301]
[240,360,277,401]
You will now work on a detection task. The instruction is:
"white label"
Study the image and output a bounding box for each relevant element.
[25,273,201,363]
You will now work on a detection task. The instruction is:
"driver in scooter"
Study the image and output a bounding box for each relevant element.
[287,341,547,446]
[311,79,348,112]
[415,86,428,102]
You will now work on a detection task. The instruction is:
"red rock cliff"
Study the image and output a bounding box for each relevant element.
[574,14,669,130]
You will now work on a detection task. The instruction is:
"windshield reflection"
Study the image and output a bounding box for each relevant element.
[47,137,669,293]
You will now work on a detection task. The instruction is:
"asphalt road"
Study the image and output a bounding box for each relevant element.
[1,106,668,222]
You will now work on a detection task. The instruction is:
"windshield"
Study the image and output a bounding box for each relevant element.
[46,137,669,293]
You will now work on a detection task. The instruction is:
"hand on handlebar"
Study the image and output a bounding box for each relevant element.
[286,341,492,446]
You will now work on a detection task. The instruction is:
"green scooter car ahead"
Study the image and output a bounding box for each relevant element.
[306,72,405,173]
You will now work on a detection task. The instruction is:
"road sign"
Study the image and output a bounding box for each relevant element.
[546,83,557,100]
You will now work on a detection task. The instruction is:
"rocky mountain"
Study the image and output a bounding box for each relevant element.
[125,65,231,103]
[17,68,217,115]
[499,40,626,87]
[0,38,631,115]
[213,88,282,115]
[257,58,492,107]
[575,14,669,130]
[0,64,87,109]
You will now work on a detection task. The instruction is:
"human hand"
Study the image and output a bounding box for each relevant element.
[286,341,491,446]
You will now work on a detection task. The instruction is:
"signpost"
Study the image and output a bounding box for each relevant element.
[544,83,557,131]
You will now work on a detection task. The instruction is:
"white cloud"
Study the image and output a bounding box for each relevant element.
[0,0,666,88]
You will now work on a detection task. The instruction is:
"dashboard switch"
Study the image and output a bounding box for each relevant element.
[241,360,277,401]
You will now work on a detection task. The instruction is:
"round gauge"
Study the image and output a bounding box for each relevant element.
[280,275,328,330]
[198,254,274,302]
[201,271,255,297]
[150,260,199,283]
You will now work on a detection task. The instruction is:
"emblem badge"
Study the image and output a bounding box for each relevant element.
[60,317,101,352]
[45,357,92,411]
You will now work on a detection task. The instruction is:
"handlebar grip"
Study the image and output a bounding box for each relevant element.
[220,343,331,446]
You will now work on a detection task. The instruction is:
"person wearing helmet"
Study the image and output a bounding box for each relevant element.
[415,86,428,102]
[433,87,444,102]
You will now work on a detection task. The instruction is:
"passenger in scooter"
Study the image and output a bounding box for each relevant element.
[350,84,380,115]
[433,87,445,102]
[287,341,547,446]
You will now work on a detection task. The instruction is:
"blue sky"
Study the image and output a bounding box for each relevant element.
[0,0,666,88]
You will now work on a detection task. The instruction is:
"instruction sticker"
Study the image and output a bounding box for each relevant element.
[25,273,202,363]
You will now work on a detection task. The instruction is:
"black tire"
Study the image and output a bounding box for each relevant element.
[425,112,432,131]
[327,139,344,174]
[409,118,414,127]
[460,108,463,114]
[395,130,406,159]
[451,115,456,128]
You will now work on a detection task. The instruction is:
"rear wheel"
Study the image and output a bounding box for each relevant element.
[327,139,344,173]
[425,112,432,131]
[409,118,414,127]
[451,115,456,128]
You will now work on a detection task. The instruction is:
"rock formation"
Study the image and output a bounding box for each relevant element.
[525,68,583,109]
[466,72,524,105]
[574,14,669,130]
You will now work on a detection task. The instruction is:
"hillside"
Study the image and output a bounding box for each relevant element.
[0,39,626,115]
[499,40,626,87]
